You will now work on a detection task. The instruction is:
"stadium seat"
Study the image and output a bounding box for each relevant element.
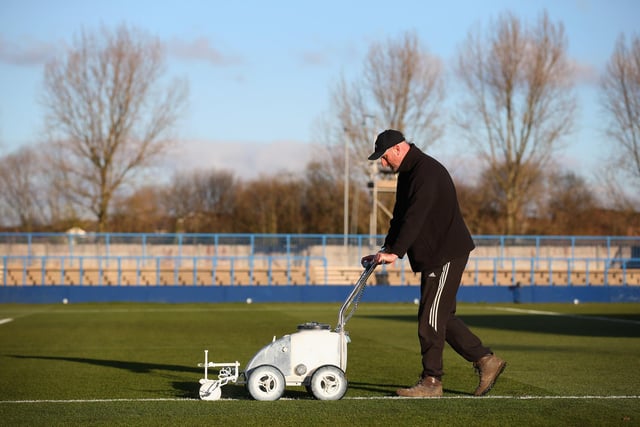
[569,271,587,286]
[83,270,101,286]
[476,270,495,286]
[139,269,158,286]
[626,271,640,285]
[102,271,120,286]
[553,270,566,285]
[215,270,231,286]
[533,270,551,286]
[587,271,605,286]
[514,270,533,286]
[196,269,215,286]
[64,269,82,285]
[496,271,513,286]
[606,270,625,286]
[289,267,308,285]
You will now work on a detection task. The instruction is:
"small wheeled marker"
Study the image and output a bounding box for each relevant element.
[198,350,240,401]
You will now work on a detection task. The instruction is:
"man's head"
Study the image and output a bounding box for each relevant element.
[368,129,409,172]
[368,129,405,160]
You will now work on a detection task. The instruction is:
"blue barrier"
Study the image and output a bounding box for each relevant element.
[1,233,639,303]
[1,284,640,304]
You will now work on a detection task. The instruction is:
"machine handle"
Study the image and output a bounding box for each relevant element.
[335,261,377,332]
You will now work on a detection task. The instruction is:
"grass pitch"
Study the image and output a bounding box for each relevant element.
[0,301,639,426]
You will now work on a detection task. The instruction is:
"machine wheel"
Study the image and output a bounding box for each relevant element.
[199,381,222,401]
[309,365,347,400]
[305,384,313,396]
[247,365,286,401]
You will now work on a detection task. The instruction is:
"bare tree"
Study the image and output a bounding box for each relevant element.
[163,169,237,233]
[0,147,46,230]
[300,162,342,233]
[318,31,445,237]
[329,31,444,175]
[0,144,84,231]
[232,175,303,234]
[41,24,188,231]
[600,33,640,208]
[456,178,502,235]
[542,171,598,234]
[110,185,167,232]
[454,11,576,234]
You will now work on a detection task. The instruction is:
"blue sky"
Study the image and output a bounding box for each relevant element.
[0,0,638,182]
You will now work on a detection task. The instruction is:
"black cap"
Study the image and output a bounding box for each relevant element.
[368,129,405,160]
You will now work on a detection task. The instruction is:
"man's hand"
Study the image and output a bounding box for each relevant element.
[361,252,398,267]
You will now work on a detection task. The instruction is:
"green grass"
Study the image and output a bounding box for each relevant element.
[1,302,639,426]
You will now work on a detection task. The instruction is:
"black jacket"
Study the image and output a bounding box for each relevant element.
[383,144,475,273]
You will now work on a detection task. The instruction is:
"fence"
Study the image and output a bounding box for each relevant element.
[1,233,639,287]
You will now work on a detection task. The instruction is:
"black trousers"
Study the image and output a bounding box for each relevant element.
[417,254,491,379]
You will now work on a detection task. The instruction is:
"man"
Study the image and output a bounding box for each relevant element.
[361,129,506,398]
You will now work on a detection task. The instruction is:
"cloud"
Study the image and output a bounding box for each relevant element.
[298,50,330,67]
[571,58,600,85]
[167,36,243,66]
[295,39,362,68]
[168,138,314,180]
[0,33,243,69]
[0,36,59,66]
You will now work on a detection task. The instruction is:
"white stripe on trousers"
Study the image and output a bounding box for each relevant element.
[429,261,450,333]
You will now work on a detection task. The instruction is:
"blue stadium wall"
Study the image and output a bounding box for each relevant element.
[1,285,640,304]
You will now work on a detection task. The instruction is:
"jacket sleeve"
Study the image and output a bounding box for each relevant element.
[384,165,437,258]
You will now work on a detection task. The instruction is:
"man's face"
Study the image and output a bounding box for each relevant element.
[380,144,402,172]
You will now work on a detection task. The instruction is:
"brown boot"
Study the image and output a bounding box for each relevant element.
[473,354,506,396]
[396,376,443,398]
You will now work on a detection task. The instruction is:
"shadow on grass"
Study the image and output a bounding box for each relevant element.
[348,381,470,396]
[9,354,201,374]
[176,382,324,400]
[361,314,640,338]
[9,354,207,398]
[7,355,325,400]
[171,381,201,398]
[171,381,268,399]
[8,355,477,400]
[347,380,404,394]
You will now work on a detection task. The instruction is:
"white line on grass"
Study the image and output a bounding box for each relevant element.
[487,306,640,325]
[0,318,13,325]
[344,395,640,400]
[0,398,195,404]
[1,395,639,404]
